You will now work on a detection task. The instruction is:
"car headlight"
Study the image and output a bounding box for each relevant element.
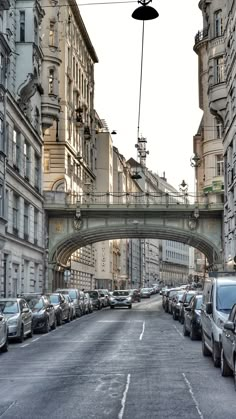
[110,297,114,302]
[7,317,18,325]
[127,297,132,302]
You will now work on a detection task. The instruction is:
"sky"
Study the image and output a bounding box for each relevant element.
[79,0,203,192]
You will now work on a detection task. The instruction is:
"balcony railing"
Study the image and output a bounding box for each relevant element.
[194,28,208,46]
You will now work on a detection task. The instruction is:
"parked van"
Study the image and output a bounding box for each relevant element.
[201,272,236,367]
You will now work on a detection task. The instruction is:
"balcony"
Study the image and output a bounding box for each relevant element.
[194,28,208,52]
[208,82,227,120]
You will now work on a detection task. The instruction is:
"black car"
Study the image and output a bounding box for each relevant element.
[183,294,203,340]
[85,290,102,310]
[19,294,57,333]
[46,293,70,325]
[172,292,184,320]
[178,290,198,324]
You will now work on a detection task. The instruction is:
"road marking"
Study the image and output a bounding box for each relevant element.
[139,321,145,340]
[0,401,16,417]
[118,373,131,419]
[0,373,125,380]
[182,373,204,419]
[20,343,30,348]
[173,325,184,339]
[97,320,143,323]
[32,337,40,342]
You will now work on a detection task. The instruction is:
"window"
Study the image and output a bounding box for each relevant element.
[34,208,38,244]
[24,202,29,240]
[13,129,20,169]
[44,151,50,172]
[23,140,30,180]
[0,53,5,85]
[12,193,19,234]
[20,11,25,42]
[48,69,54,94]
[49,21,55,47]
[216,155,224,176]
[34,17,38,45]
[214,10,223,37]
[34,153,40,190]
[215,56,225,84]
[215,117,223,139]
[0,118,3,153]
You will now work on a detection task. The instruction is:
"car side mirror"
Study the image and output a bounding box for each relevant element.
[0,315,3,321]
[185,307,191,312]
[206,302,213,315]
[224,321,235,331]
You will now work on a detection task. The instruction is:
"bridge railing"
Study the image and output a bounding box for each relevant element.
[43,191,223,210]
[76,191,210,207]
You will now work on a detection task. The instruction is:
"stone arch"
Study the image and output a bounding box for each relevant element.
[49,224,222,269]
[51,178,68,191]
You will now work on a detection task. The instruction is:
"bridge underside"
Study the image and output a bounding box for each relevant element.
[50,224,222,268]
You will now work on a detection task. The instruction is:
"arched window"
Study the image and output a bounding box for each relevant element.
[48,68,55,94]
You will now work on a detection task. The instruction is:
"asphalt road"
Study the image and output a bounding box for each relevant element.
[1,295,236,419]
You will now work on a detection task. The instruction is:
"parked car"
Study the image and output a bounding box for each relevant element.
[84,292,93,314]
[129,289,141,302]
[140,288,152,298]
[183,294,203,340]
[85,290,102,310]
[97,289,109,307]
[46,293,70,325]
[20,294,56,333]
[167,289,181,314]
[201,273,236,367]
[220,303,236,383]
[163,288,180,313]
[178,290,197,324]
[172,292,184,320]
[0,298,33,342]
[110,290,132,309]
[0,310,8,352]
[64,294,76,320]
[56,288,84,317]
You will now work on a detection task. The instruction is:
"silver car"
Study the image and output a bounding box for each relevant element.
[0,311,8,352]
[0,298,33,343]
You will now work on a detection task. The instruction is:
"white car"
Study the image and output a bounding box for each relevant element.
[0,298,33,343]
[0,311,8,352]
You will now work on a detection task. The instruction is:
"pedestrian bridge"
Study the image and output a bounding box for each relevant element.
[44,191,224,271]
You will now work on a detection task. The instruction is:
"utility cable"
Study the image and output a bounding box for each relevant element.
[137,20,145,143]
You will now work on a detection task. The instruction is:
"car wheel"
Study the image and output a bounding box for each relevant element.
[51,317,57,330]
[57,313,62,326]
[173,310,177,320]
[221,349,232,377]
[212,340,221,367]
[183,321,189,337]
[234,358,236,390]
[190,324,197,341]
[110,306,114,309]
[18,325,24,343]
[43,318,50,333]
[202,333,211,356]
[128,305,132,309]
[28,324,33,338]
[0,336,8,353]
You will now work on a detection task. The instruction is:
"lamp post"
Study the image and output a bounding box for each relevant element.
[190,153,201,167]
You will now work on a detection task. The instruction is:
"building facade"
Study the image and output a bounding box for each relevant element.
[0,0,46,297]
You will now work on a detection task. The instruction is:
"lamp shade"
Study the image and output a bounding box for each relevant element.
[132,5,159,21]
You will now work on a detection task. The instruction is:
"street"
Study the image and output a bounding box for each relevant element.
[1,295,236,419]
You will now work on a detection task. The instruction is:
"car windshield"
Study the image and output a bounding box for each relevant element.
[49,295,59,304]
[87,291,98,298]
[68,291,77,299]
[186,293,196,302]
[216,285,236,311]
[113,291,129,296]
[27,297,43,309]
[0,301,19,314]
[141,288,150,292]
[196,297,203,310]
